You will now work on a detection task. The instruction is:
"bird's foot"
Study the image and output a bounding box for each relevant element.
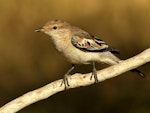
[90,62,99,83]
[60,64,75,90]
[60,74,69,90]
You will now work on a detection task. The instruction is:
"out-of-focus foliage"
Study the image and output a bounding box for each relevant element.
[0,0,150,113]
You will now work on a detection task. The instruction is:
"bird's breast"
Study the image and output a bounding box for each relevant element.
[51,36,103,64]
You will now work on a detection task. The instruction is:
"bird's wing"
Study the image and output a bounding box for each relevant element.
[71,32,119,54]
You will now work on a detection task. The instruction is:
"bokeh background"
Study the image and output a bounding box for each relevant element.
[0,0,150,113]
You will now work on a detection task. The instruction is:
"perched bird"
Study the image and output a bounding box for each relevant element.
[35,20,144,89]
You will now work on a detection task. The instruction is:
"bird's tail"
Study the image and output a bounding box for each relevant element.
[130,69,145,78]
[117,59,145,78]
[100,52,145,78]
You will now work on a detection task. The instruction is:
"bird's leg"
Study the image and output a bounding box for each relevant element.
[90,62,99,83]
[60,64,75,89]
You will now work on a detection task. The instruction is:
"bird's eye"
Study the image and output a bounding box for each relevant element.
[53,26,57,30]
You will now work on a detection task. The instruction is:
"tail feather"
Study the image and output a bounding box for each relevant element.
[108,47,120,54]
[100,53,145,78]
[113,58,145,78]
[130,69,145,78]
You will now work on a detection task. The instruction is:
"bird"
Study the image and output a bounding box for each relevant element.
[35,20,145,89]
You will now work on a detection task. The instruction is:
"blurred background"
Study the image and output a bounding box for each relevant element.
[0,0,150,113]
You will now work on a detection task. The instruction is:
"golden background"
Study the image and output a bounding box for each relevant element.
[0,0,150,113]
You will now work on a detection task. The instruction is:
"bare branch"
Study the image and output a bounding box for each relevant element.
[0,48,150,113]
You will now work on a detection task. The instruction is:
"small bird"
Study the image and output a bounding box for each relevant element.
[35,20,144,89]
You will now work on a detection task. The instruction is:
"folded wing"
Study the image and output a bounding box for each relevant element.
[71,33,119,54]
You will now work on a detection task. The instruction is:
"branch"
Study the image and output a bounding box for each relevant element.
[0,48,150,113]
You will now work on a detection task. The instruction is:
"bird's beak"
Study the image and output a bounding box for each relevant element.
[35,28,46,32]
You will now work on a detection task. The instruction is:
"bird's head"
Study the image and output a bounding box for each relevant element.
[35,20,71,38]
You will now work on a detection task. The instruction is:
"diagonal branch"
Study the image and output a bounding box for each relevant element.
[0,48,150,113]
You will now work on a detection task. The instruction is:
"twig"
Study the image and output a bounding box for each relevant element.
[0,48,150,113]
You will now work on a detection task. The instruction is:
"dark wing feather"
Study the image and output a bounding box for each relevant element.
[71,33,119,54]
